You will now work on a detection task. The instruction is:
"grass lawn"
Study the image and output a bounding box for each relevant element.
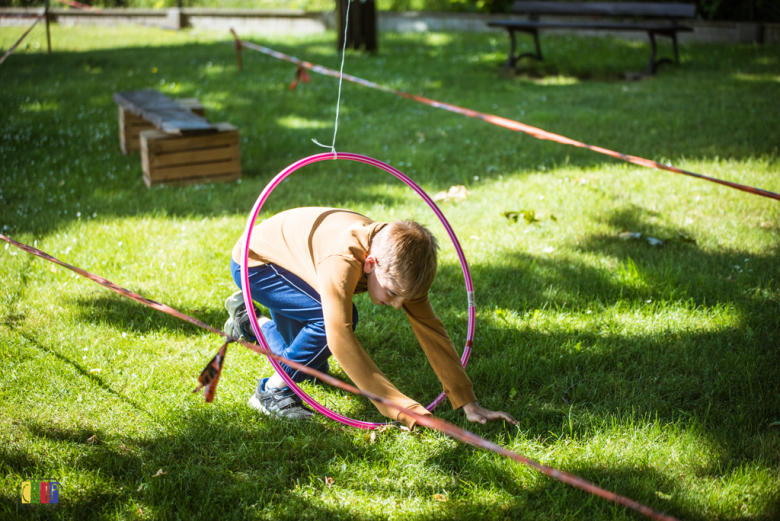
[1,22,779,520]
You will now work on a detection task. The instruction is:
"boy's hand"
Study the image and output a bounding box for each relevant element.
[462,401,517,425]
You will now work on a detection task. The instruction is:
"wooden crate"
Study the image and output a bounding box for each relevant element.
[140,122,241,187]
[118,98,204,154]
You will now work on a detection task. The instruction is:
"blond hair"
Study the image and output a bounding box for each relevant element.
[370,221,439,299]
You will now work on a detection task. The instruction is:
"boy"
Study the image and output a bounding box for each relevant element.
[225,207,515,428]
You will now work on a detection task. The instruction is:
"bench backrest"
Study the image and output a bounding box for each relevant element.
[512,1,697,19]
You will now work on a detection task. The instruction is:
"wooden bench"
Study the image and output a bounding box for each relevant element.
[113,90,241,187]
[488,1,697,74]
[118,98,205,154]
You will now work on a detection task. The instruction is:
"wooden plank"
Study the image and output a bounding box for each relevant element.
[123,102,202,127]
[123,111,147,124]
[141,123,238,155]
[144,158,241,181]
[488,21,693,31]
[177,98,205,117]
[140,121,241,187]
[149,144,238,168]
[119,98,207,154]
[143,132,239,155]
[118,105,128,154]
[113,90,215,135]
[512,2,697,19]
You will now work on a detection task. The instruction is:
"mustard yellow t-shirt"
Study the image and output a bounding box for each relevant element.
[232,207,476,427]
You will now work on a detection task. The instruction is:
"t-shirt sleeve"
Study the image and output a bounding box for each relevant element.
[402,296,477,410]
[316,255,432,428]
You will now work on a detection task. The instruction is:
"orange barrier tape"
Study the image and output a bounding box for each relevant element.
[229,30,779,202]
[1,231,680,521]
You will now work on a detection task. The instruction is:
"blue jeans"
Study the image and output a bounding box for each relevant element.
[230,258,358,383]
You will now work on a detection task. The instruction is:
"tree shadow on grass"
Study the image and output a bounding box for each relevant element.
[6,412,774,520]
[418,203,779,500]
[68,293,224,337]
[0,410,402,520]
[0,411,706,521]
[423,452,686,520]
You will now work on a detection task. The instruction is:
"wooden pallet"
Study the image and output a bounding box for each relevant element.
[140,122,241,187]
[118,98,205,154]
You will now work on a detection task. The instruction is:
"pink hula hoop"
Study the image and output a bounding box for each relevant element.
[241,152,475,429]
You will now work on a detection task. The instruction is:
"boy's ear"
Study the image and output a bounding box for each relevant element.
[363,255,377,274]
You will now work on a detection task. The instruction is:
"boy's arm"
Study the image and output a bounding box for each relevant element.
[402,297,478,410]
[316,256,432,428]
[404,298,518,425]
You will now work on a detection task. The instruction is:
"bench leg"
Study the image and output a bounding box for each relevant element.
[646,31,678,75]
[532,29,543,61]
[647,32,658,74]
[506,28,543,70]
[507,29,517,70]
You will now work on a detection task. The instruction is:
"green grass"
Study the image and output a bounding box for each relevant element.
[1,22,780,520]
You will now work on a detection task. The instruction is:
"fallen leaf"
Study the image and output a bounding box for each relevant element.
[86,434,98,444]
[434,493,448,502]
[153,469,167,477]
[89,368,101,373]
[618,231,641,240]
[120,444,129,451]
[522,210,539,224]
[646,237,663,246]
[324,476,334,488]
[542,246,555,253]
[432,185,470,203]
[503,210,538,224]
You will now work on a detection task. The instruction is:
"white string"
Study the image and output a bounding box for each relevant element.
[312,0,351,158]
